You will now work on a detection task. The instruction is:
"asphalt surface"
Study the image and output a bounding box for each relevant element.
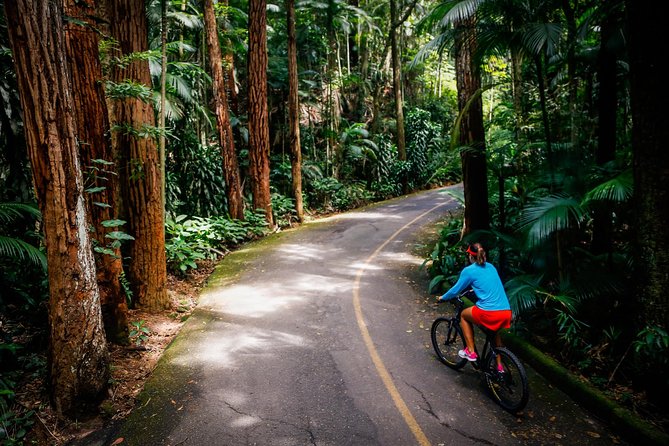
[74,186,633,446]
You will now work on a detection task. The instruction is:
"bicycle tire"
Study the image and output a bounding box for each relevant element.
[431,317,467,370]
[485,347,529,413]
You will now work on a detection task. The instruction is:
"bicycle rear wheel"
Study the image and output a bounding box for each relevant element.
[431,317,467,370]
[485,347,529,413]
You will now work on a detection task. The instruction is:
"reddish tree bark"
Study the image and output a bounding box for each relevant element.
[107,0,169,311]
[286,0,304,222]
[63,0,129,343]
[204,0,245,220]
[248,0,274,226]
[5,0,109,414]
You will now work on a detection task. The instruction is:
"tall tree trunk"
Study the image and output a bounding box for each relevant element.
[510,49,524,139]
[561,0,578,148]
[534,55,554,184]
[204,0,245,220]
[626,0,669,408]
[159,0,168,213]
[592,0,620,256]
[286,0,304,223]
[455,16,489,234]
[326,0,342,179]
[248,0,274,226]
[390,0,407,192]
[626,1,669,330]
[5,0,109,414]
[222,0,239,116]
[63,0,128,343]
[107,0,169,311]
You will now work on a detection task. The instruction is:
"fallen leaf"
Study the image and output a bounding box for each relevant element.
[111,438,124,445]
[586,432,601,438]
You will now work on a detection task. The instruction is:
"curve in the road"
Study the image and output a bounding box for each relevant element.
[352,200,449,446]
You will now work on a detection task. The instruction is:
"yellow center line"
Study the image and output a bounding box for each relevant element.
[352,201,448,446]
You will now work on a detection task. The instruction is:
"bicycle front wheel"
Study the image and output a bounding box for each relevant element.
[485,347,529,413]
[431,317,467,370]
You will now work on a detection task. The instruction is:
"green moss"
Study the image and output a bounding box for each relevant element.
[502,331,669,446]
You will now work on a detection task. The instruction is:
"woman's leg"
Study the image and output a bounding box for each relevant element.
[495,333,503,370]
[460,307,476,352]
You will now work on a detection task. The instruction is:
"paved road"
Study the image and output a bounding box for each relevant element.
[78,186,631,446]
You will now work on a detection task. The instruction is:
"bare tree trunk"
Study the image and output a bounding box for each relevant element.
[159,0,168,213]
[626,1,669,408]
[222,0,239,116]
[326,0,342,179]
[63,0,129,343]
[455,16,489,234]
[561,0,578,148]
[286,0,304,222]
[248,0,274,226]
[390,0,406,161]
[204,0,245,220]
[5,0,109,414]
[592,0,621,256]
[627,1,669,330]
[390,0,407,193]
[107,0,169,311]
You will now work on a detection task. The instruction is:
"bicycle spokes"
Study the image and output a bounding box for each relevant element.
[485,348,529,413]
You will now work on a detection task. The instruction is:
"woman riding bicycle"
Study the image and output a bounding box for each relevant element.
[437,243,512,371]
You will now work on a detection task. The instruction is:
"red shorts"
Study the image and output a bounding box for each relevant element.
[471,306,512,331]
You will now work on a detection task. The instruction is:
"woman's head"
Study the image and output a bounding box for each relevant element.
[466,243,486,266]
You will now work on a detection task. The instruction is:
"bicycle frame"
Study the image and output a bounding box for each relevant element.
[433,290,530,413]
[448,293,500,372]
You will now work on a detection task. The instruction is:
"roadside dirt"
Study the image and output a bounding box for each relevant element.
[19,261,216,446]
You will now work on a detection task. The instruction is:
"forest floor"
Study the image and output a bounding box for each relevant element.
[15,261,217,446]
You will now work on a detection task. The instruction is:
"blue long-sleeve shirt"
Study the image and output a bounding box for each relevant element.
[440,262,510,312]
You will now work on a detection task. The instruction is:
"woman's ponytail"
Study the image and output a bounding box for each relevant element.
[467,243,487,266]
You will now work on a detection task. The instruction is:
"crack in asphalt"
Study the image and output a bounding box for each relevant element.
[223,400,318,445]
[405,381,500,445]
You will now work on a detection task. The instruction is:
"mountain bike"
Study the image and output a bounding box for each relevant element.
[431,291,529,413]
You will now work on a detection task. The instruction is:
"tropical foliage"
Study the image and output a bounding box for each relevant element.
[0,0,666,441]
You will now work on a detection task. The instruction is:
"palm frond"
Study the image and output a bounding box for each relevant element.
[517,194,586,246]
[582,169,633,205]
[0,236,47,271]
[0,202,41,223]
[442,0,484,26]
[521,22,562,56]
[505,274,542,315]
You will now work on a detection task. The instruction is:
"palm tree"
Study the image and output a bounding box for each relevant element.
[0,203,45,270]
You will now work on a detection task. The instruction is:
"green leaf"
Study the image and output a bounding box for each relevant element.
[105,231,135,241]
[102,219,127,227]
[517,194,586,246]
[94,246,117,256]
[91,159,115,166]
